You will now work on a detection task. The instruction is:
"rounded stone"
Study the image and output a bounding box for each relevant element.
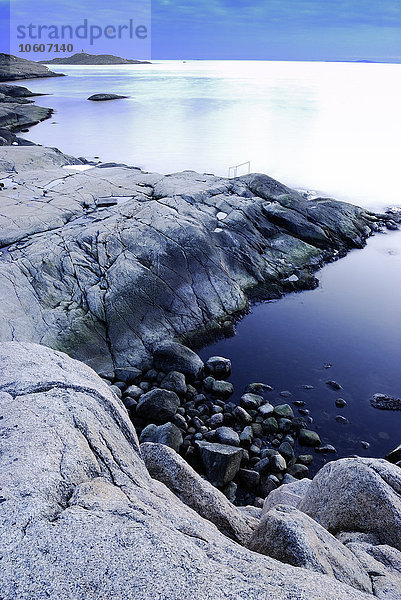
[136,388,180,424]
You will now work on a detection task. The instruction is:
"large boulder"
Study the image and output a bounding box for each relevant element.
[141,442,256,544]
[299,458,401,550]
[0,342,378,599]
[153,342,204,380]
[196,441,243,487]
[139,422,183,452]
[136,388,180,424]
[249,505,372,593]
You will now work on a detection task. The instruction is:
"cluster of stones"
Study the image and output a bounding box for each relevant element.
[102,342,335,506]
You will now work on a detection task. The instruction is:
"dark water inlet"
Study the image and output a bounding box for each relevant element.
[199,229,401,473]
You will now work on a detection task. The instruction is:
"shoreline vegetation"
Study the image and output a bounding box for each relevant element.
[0,53,401,600]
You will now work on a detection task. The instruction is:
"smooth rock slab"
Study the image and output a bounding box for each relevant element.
[141,442,256,544]
[0,342,377,600]
[249,505,372,593]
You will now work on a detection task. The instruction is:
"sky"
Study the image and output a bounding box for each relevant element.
[1,0,401,61]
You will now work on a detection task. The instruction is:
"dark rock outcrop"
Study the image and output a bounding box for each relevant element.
[0,145,395,374]
[88,93,129,101]
[40,52,151,65]
[0,53,64,81]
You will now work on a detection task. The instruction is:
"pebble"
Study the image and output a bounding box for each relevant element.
[326,380,343,391]
[335,415,349,424]
[335,398,347,408]
[315,444,337,454]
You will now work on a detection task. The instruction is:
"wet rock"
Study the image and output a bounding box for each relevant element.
[212,380,234,397]
[239,426,254,447]
[298,454,314,465]
[114,367,142,384]
[386,444,401,464]
[360,441,370,450]
[196,441,243,487]
[136,388,180,424]
[270,454,287,473]
[238,468,260,491]
[254,457,272,475]
[233,406,252,424]
[88,94,129,101]
[125,384,143,400]
[258,403,274,418]
[245,383,273,393]
[153,342,204,381]
[205,356,231,378]
[206,412,224,428]
[335,415,349,424]
[278,441,294,462]
[278,418,293,432]
[171,413,188,431]
[280,391,292,398]
[109,384,122,399]
[326,380,343,391]
[336,398,347,408]
[249,505,372,593]
[240,393,263,410]
[315,445,337,454]
[139,422,183,452]
[160,371,187,395]
[370,394,401,411]
[262,417,278,433]
[215,426,240,447]
[287,463,309,479]
[299,429,322,447]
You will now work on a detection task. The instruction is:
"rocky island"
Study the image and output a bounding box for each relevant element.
[40,52,151,65]
[0,78,401,599]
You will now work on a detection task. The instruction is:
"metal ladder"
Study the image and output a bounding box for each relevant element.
[228,161,251,179]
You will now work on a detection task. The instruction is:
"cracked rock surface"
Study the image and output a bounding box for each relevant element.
[0,145,387,374]
[0,342,382,599]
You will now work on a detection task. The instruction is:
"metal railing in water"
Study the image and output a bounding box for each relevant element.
[228,161,251,178]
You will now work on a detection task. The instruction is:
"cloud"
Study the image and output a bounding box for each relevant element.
[152,0,401,28]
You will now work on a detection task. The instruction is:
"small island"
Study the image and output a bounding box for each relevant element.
[39,52,151,65]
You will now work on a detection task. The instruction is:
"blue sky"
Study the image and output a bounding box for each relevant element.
[1,0,401,61]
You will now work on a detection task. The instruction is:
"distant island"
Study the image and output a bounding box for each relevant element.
[39,52,151,65]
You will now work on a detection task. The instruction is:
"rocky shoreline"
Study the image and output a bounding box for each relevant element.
[1,141,399,376]
[1,342,400,599]
[1,73,401,598]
